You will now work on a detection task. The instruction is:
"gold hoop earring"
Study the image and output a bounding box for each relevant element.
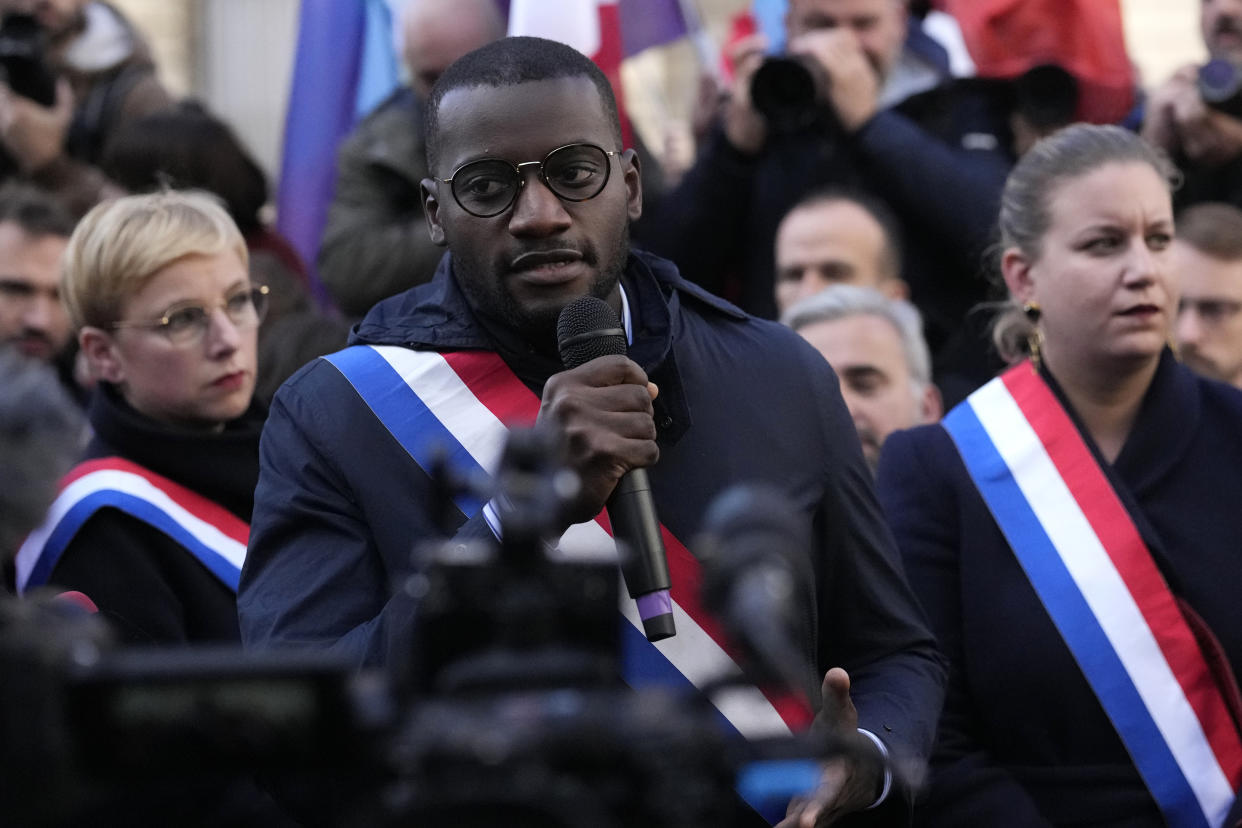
[1023,302,1043,370]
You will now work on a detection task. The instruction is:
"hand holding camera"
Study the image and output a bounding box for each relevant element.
[746,27,880,143]
[788,27,880,132]
[0,74,71,171]
[1143,60,1242,167]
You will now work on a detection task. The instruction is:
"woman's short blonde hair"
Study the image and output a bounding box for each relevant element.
[61,190,249,330]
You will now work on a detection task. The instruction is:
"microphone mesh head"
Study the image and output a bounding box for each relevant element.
[556,296,627,368]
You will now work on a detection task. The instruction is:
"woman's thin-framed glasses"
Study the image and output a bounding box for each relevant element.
[111,284,270,346]
[437,142,621,218]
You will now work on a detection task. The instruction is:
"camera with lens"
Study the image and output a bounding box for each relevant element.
[1199,58,1242,120]
[750,55,832,133]
[0,428,856,827]
[0,12,57,106]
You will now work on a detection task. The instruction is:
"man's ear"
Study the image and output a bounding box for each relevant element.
[1000,247,1036,305]
[420,178,448,246]
[621,148,642,222]
[78,326,123,385]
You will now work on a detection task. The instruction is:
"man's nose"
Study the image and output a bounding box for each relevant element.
[798,271,830,302]
[1177,307,1203,347]
[21,293,57,331]
[508,172,572,237]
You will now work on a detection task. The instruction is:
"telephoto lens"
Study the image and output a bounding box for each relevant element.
[750,55,827,132]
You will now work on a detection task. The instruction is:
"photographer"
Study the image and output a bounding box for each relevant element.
[634,0,1011,372]
[0,0,171,217]
[1142,0,1242,211]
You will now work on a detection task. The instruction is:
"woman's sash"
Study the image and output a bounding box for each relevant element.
[322,344,814,741]
[943,361,1242,828]
[16,457,249,594]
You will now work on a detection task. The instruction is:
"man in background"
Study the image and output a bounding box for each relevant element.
[1172,202,1242,388]
[784,284,940,473]
[0,0,171,216]
[636,0,1010,370]
[316,0,505,317]
[1143,0,1242,211]
[774,188,907,317]
[0,183,75,381]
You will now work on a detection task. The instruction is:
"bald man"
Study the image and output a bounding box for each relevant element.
[317,0,505,317]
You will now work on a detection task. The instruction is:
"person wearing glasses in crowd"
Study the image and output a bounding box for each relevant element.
[878,124,1242,826]
[14,189,268,645]
[1170,202,1242,389]
[240,36,944,826]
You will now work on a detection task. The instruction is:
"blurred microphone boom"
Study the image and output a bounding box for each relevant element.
[556,296,675,642]
[699,485,818,706]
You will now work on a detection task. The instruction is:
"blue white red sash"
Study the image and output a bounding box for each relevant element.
[944,361,1242,828]
[15,457,249,594]
[323,344,814,741]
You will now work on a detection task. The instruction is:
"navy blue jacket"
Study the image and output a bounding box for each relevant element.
[634,81,1012,342]
[877,352,1242,827]
[239,250,945,801]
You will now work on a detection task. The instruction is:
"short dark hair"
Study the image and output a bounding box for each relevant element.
[784,187,905,280]
[0,184,76,238]
[424,36,623,173]
[1176,202,1242,262]
[101,101,269,233]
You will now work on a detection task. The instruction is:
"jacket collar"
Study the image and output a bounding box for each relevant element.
[348,247,745,444]
[349,248,743,368]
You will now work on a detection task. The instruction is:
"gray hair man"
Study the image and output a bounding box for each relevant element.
[783,283,941,471]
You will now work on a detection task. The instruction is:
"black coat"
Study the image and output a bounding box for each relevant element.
[240,249,947,822]
[48,383,264,645]
[877,352,1242,827]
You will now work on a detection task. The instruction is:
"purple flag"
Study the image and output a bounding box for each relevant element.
[619,0,688,55]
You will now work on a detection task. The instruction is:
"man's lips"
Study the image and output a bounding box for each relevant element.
[13,335,54,359]
[510,249,584,270]
[509,249,587,285]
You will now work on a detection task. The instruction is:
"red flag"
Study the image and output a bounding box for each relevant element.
[943,0,1134,123]
[508,0,635,147]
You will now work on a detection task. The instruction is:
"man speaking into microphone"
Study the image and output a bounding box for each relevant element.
[239,36,943,824]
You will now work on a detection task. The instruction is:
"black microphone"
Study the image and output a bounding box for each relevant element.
[698,484,818,707]
[556,296,675,642]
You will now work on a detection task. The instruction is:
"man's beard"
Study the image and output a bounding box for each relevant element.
[454,223,631,356]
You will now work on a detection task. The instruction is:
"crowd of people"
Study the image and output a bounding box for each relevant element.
[3,0,1242,826]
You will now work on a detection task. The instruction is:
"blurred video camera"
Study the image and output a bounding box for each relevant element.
[1,428,850,827]
[0,12,56,106]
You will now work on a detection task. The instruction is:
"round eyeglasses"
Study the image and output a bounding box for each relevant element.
[438,142,621,218]
[111,284,270,346]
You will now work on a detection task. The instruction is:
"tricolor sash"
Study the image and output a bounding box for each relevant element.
[16,457,249,594]
[943,361,1242,828]
[323,345,814,741]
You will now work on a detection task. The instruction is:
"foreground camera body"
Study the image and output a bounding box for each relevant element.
[1,433,850,827]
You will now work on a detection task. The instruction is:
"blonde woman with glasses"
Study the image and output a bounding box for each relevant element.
[15,190,269,646]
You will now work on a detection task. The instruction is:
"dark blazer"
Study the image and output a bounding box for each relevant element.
[877,352,1242,827]
[240,249,946,822]
[48,383,264,645]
